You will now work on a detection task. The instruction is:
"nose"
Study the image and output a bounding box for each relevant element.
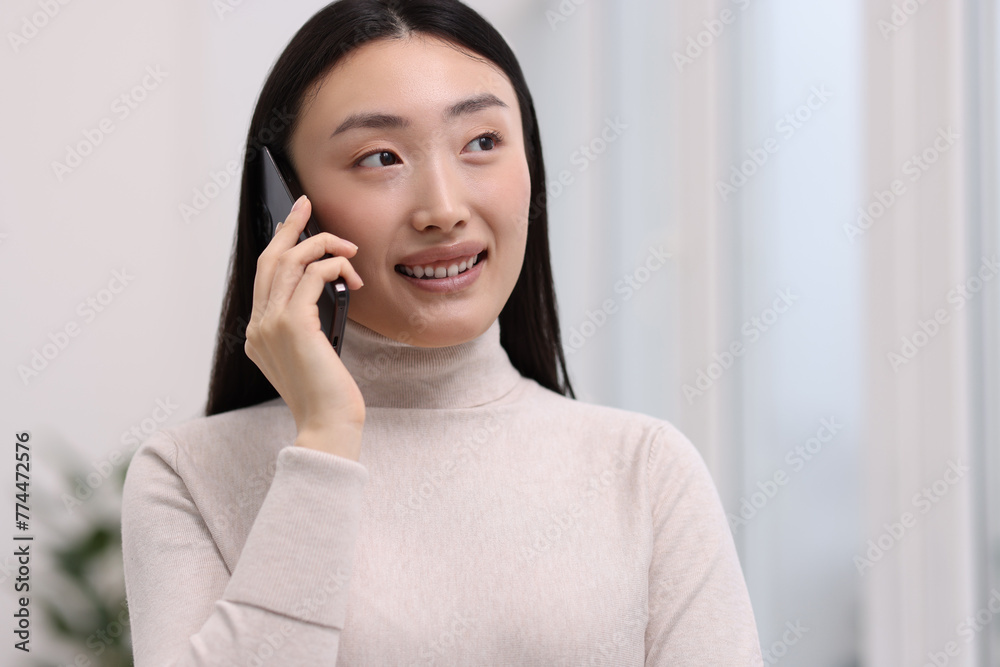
[409,155,471,233]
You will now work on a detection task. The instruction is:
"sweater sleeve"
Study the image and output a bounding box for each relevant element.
[121,430,368,666]
[644,424,763,666]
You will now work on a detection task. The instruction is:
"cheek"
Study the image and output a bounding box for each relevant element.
[309,194,392,285]
[313,189,392,250]
[476,159,531,240]
[505,162,532,249]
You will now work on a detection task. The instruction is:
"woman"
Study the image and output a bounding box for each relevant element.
[121,0,763,664]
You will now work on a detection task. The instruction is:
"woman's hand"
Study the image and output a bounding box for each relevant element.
[244,195,367,461]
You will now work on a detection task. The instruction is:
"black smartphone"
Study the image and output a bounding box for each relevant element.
[261,146,349,356]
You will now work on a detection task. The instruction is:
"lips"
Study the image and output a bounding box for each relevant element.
[395,241,487,280]
[398,252,484,279]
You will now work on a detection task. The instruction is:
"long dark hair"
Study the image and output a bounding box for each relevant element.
[205,0,574,416]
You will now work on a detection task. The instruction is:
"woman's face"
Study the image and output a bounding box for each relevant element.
[288,34,531,347]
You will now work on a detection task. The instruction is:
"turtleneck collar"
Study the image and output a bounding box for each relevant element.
[337,316,524,409]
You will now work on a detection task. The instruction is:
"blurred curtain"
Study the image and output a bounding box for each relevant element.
[544,0,995,664]
[861,0,987,664]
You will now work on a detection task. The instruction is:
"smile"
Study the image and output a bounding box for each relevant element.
[395,251,486,279]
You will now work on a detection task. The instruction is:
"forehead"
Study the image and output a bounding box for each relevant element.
[301,34,518,124]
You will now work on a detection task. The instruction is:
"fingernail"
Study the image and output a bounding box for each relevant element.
[291,195,306,212]
[349,241,359,250]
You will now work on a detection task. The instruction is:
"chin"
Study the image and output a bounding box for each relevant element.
[351,307,497,347]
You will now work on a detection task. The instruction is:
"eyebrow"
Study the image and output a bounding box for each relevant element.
[329,93,509,139]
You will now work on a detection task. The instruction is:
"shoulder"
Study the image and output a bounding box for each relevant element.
[122,398,294,516]
[516,380,704,473]
[129,396,292,470]
[122,398,296,568]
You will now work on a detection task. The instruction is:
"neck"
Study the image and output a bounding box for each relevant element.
[338,317,523,409]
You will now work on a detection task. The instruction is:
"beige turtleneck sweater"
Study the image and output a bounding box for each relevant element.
[121,316,763,666]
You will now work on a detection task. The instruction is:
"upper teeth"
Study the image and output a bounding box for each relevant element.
[401,254,479,278]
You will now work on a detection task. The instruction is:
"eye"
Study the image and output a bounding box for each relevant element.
[466,130,504,152]
[354,130,505,169]
[356,150,400,169]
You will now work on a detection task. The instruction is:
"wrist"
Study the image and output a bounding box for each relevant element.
[295,423,364,461]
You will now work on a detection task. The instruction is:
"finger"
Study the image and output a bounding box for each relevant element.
[259,195,312,267]
[252,195,318,318]
[253,195,338,312]
[266,235,362,312]
[280,194,312,239]
[280,231,359,266]
[285,255,365,316]
[257,194,312,270]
